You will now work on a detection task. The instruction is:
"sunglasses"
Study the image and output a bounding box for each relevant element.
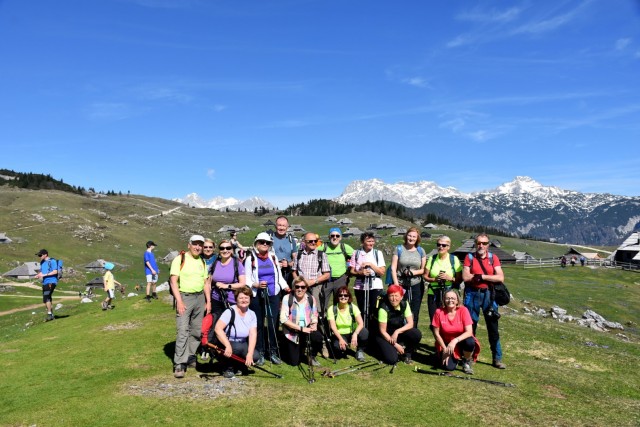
[219,246,233,251]
[330,234,341,238]
[338,294,349,298]
[294,285,307,290]
[436,243,449,248]
[203,246,214,249]
[306,240,318,244]
[476,241,489,246]
[257,240,272,245]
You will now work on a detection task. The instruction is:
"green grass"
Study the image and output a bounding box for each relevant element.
[1,266,639,426]
[1,187,638,426]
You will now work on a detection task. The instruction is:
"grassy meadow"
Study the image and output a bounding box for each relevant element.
[0,188,639,426]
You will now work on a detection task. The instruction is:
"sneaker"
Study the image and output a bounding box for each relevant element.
[45,314,55,322]
[270,354,282,365]
[145,295,152,303]
[200,350,210,362]
[310,357,321,367]
[223,368,235,379]
[152,292,158,300]
[492,359,507,369]
[355,350,366,362]
[107,305,114,310]
[462,359,474,375]
[101,302,107,311]
[174,365,185,379]
[255,355,265,367]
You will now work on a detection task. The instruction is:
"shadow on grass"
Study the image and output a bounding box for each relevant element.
[163,341,175,366]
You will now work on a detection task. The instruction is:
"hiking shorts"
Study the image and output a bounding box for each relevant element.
[146,274,158,284]
[42,284,56,303]
[106,289,115,299]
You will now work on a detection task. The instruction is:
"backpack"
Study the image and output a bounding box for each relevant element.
[210,256,240,306]
[427,253,457,289]
[467,252,511,306]
[384,245,425,285]
[332,303,356,334]
[287,292,314,311]
[48,258,64,280]
[375,292,408,331]
[168,251,206,308]
[268,230,296,255]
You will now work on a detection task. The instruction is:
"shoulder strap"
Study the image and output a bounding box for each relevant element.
[417,246,425,258]
[449,254,456,276]
[233,257,239,283]
[396,244,403,258]
[429,254,438,272]
[179,251,186,270]
[224,307,236,337]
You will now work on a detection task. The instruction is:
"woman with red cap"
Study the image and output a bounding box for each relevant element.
[375,284,422,365]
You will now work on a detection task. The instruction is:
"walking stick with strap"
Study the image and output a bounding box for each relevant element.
[414,366,515,387]
[305,330,315,384]
[317,283,337,364]
[324,361,379,378]
[262,288,282,361]
[205,343,283,379]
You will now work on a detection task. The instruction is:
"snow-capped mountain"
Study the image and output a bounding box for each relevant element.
[334,178,466,208]
[173,193,274,211]
[336,176,640,245]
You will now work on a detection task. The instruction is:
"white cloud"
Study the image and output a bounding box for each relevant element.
[403,77,430,88]
[512,1,592,35]
[213,104,227,112]
[457,7,522,23]
[86,103,135,121]
[206,169,215,180]
[615,38,632,51]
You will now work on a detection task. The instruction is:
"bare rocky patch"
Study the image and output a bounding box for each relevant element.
[102,321,142,331]
[125,375,249,400]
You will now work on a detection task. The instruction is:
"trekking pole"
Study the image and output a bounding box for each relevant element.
[263,288,282,360]
[390,363,397,374]
[414,366,515,387]
[370,362,390,373]
[325,362,378,378]
[305,330,315,384]
[363,276,370,329]
[322,361,375,377]
[205,343,283,379]
[317,284,337,364]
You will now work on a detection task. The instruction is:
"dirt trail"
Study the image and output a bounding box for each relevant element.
[0,295,80,317]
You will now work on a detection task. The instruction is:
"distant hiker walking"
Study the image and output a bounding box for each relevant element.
[144,240,159,302]
[35,249,58,322]
[102,262,121,311]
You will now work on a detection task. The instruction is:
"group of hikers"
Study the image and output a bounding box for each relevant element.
[164,215,508,380]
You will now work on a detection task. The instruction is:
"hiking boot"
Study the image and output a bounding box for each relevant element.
[310,357,321,367]
[270,354,282,365]
[355,350,366,362]
[173,365,185,379]
[255,355,265,367]
[45,314,55,322]
[403,353,413,365]
[107,305,114,310]
[145,295,152,302]
[200,350,210,362]
[492,359,507,369]
[321,345,330,359]
[187,358,197,369]
[152,292,158,300]
[462,359,474,375]
[223,368,235,379]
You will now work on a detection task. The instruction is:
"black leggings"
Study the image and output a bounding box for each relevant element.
[375,328,422,364]
[442,337,476,371]
[285,331,323,366]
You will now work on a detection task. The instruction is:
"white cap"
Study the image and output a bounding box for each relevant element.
[254,232,273,243]
[189,235,205,243]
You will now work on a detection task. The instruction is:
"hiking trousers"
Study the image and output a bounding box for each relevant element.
[464,288,502,361]
[174,292,206,367]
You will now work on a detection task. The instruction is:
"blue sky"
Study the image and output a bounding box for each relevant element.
[1,0,639,208]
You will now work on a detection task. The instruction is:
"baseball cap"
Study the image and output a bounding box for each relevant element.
[146,240,157,248]
[35,249,48,256]
[254,232,273,243]
[189,234,205,243]
[104,262,115,270]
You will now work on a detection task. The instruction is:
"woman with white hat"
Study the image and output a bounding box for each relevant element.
[244,232,290,366]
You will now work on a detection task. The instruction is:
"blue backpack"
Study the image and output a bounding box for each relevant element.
[384,245,425,285]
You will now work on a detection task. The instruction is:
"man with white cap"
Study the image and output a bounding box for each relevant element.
[169,235,211,378]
